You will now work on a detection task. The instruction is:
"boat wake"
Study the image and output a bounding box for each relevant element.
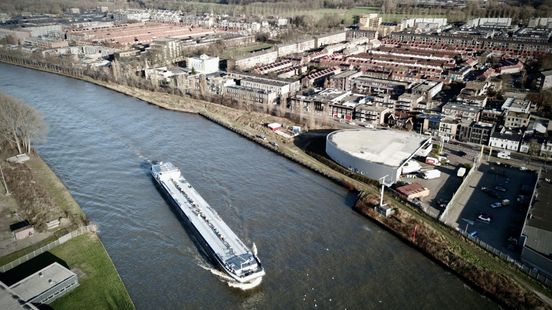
[198,263,263,291]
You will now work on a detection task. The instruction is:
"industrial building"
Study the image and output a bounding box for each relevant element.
[326,129,432,184]
[521,171,552,279]
[9,262,79,304]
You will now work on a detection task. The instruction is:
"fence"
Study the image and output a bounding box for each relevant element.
[0,225,97,272]
[462,230,552,289]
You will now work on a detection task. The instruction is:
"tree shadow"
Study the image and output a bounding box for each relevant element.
[292,129,334,155]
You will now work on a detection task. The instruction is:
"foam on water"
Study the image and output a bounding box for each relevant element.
[198,263,262,290]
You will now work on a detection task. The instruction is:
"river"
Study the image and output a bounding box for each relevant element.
[0,63,497,309]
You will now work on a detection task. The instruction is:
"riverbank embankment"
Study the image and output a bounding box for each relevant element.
[0,151,134,308]
[1,59,550,308]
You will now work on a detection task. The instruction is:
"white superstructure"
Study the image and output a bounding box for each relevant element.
[151,162,264,288]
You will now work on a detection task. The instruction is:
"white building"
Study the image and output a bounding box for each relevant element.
[489,130,526,152]
[402,18,447,32]
[465,18,512,29]
[326,129,432,184]
[233,50,278,71]
[529,17,552,29]
[314,31,347,48]
[187,54,219,75]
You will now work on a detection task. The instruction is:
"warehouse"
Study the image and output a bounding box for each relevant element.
[326,129,432,184]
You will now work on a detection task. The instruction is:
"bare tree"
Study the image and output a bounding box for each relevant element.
[0,164,9,195]
[0,92,47,155]
[0,94,24,153]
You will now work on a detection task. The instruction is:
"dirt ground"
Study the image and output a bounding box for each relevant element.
[0,149,77,260]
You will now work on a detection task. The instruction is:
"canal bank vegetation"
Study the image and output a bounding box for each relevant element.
[49,233,134,310]
[0,91,83,233]
[356,193,551,309]
[1,54,551,308]
[0,91,134,309]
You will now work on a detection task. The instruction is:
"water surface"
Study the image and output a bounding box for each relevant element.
[0,63,497,309]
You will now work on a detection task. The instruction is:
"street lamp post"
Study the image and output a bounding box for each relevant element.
[379,175,389,207]
[462,218,474,235]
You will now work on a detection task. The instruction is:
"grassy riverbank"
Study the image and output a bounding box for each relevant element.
[1,59,551,307]
[355,193,551,309]
[0,150,133,307]
[50,233,133,310]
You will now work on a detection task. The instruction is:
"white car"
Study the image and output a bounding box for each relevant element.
[477,213,492,224]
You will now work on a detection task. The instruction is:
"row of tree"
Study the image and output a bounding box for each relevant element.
[0,92,46,155]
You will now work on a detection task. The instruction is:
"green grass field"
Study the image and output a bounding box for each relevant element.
[50,234,134,310]
[278,6,379,24]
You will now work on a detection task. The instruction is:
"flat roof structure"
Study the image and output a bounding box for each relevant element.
[396,182,430,199]
[501,97,532,113]
[326,129,431,184]
[0,282,38,310]
[523,171,552,252]
[521,171,552,278]
[67,22,218,46]
[327,129,429,167]
[9,262,78,304]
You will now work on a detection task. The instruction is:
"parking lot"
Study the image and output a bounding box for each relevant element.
[449,163,537,258]
[398,158,464,218]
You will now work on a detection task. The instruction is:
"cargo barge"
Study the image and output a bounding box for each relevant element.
[151,162,265,289]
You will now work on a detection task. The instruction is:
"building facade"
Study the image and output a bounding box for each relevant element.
[187,54,219,74]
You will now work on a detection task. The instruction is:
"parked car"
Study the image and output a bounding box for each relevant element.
[477,213,492,224]
[481,186,491,193]
[497,151,511,159]
[490,202,503,209]
[494,185,507,192]
[423,169,441,179]
[425,157,441,166]
[435,199,448,209]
